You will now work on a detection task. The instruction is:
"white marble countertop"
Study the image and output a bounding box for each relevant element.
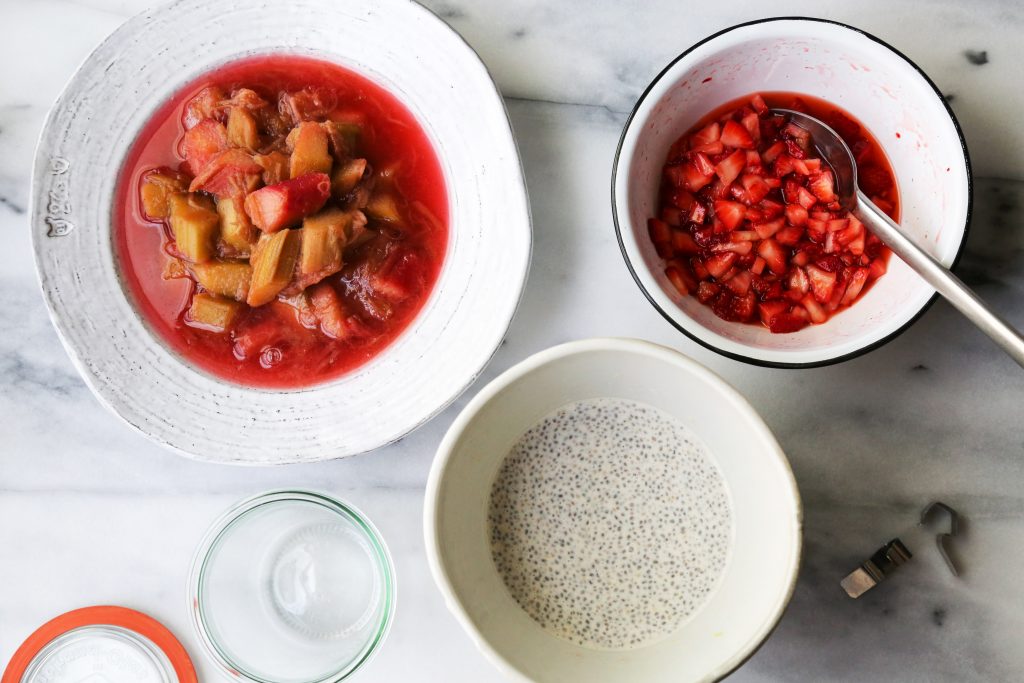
[2,1,1023,681]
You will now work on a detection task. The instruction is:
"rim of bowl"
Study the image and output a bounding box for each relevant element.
[28,0,532,464]
[423,337,803,683]
[187,490,397,683]
[611,16,974,369]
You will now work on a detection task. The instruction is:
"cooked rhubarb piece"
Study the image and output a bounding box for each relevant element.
[646,91,898,331]
[191,260,252,301]
[182,119,228,175]
[280,87,337,123]
[187,293,241,333]
[331,158,368,198]
[184,86,226,128]
[189,149,263,198]
[222,88,267,113]
[247,229,301,307]
[323,121,361,158]
[216,196,256,255]
[287,209,366,294]
[140,168,190,219]
[227,106,260,151]
[288,122,333,178]
[308,283,359,340]
[254,151,290,186]
[244,173,331,233]
[169,193,220,263]
[365,192,403,223]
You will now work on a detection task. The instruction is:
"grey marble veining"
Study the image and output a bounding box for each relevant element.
[2,1,1023,681]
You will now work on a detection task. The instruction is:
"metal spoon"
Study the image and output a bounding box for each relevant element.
[775,108,1024,368]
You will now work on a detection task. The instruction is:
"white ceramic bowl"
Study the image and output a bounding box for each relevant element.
[31,0,531,463]
[613,18,972,367]
[424,338,802,683]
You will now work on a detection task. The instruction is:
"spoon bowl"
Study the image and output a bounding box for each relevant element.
[779,109,1024,367]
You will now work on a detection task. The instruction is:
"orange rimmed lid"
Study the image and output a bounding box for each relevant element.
[2,606,197,683]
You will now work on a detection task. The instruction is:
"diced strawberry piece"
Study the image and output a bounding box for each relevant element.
[708,180,731,201]
[841,267,870,305]
[762,141,786,163]
[803,158,822,173]
[754,218,784,240]
[691,122,721,147]
[785,204,808,226]
[751,256,766,275]
[846,233,866,255]
[712,240,753,255]
[692,141,725,155]
[244,173,331,233]
[670,190,698,211]
[705,252,738,278]
[741,112,761,142]
[758,299,789,326]
[796,187,818,209]
[826,218,849,232]
[775,225,804,245]
[788,266,810,294]
[682,161,714,192]
[808,170,837,203]
[802,294,827,323]
[689,202,707,223]
[759,198,785,220]
[721,120,755,149]
[745,150,763,169]
[774,154,809,177]
[806,264,837,303]
[660,206,683,226]
[868,257,888,280]
[730,230,759,242]
[713,200,746,231]
[664,164,687,188]
[715,150,746,186]
[783,139,806,160]
[815,255,842,273]
[757,238,788,274]
[693,152,716,176]
[665,264,693,295]
[654,241,674,259]
[648,217,671,244]
[791,250,810,266]
[672,229,700,254]
[730,184,752,205]
[750,94,769,115]
[752,275,783,300]
[691,257,710,280]
[768,311,810,333]
[724,269,752,295]
[732,291,756,320]
[697,281,720,303]
[740,174,771,203]
[182,119,228,175]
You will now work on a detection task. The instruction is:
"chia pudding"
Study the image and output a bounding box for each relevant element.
[488,397,733,649]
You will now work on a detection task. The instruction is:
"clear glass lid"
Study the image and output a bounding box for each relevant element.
[189,490,396,683]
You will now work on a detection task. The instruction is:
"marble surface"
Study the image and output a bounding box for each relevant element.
[1,0,1022,681]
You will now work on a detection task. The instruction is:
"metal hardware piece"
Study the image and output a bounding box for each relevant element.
[841,538,913,598]
[920,501,961,577]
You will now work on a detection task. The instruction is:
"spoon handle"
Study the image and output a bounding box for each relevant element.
[855,191,1024,368]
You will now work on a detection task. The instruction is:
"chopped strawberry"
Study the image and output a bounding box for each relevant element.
[802,294,827,323]
[751,256,766,275]
[660,206,683,226]
[841,267,869,305]
[796,187,818,209]
[648,217,671,244]
[665,264,694,295]
[692,141,725,155]
[759,198,785,219]
[689,202,707,224]
[753,218,784,239]
[788,266,810,294]
[750,94,769,115]
[672,230,700,254]
[705,252,738,279]
[732,291,756,320]
[762,141,786,163]
[721,120,755,149]
[756,238,788,274]
[741,174,771,203]
[805,264,837,303]
[691,122,721,147]
[244,173,331,232]
[724,269,752,295]
[868,257,888,280]
[758,300,789,326]
[741,111,761,142]
[715,150,746,186]
[697,281,720,303]
[785,204,808,226]
[713,200,746,231]
[768,311,810,333]
[712,240,753,255]
[669,190,698,211]
[693,152,716,176]
[775,225,804,245]
[808,170,837,203]
[682,161,714,191]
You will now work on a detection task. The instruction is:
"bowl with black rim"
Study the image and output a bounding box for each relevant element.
[612,17,971,368]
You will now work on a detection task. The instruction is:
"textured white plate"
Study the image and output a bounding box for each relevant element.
[31,0,531,464]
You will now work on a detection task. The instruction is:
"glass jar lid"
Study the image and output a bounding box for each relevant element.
[2,606,197,683]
